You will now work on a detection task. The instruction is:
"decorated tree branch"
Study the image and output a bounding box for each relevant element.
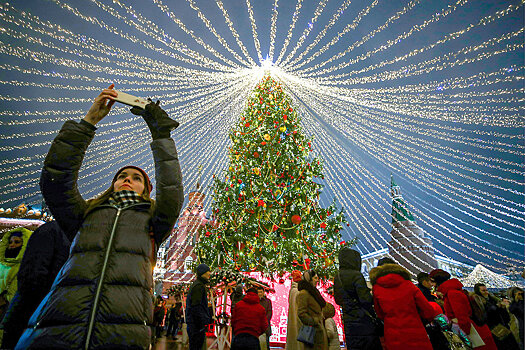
[196,76,351,278]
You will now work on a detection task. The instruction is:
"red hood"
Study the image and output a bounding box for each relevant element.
[241,292,261,304]
[437,278,463,296]
[375,273,406,288]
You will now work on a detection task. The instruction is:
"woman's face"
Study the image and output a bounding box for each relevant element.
[311,274,319,286]
[8,236,22,250]
[113,168,145,194]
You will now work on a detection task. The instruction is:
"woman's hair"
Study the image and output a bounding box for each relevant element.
[302,269,317,284]
[507,287,523,302]
[474,283,486,296]
[85,178,155,216]
[323,302,335,319]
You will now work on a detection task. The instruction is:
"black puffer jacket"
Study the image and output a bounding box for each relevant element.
[333,247,382,350]
[1,221,70,349]
[15,120,184,350]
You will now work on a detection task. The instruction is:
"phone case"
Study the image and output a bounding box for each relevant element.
[113,90,149,109]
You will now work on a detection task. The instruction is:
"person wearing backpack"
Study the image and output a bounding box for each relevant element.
[431,269,497,350]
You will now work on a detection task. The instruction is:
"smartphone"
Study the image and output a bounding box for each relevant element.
[112,90,149,109]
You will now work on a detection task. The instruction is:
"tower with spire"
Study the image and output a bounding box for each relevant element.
[388,175,437,275]
[163,168,208,284]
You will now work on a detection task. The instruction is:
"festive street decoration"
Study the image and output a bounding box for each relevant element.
[196,76,349,278]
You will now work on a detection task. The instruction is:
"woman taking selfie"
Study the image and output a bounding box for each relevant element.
[15,85,184,350]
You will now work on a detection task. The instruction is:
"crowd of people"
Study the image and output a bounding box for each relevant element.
[0,86,521,350]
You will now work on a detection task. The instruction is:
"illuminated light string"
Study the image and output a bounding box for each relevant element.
[305,115,518,271]
[268,0,279,62]
[307,94,525,236]
[284,80,520,266]
[278,73,524,213]
[280,0,330,67]
[314,32,525,90]
[245,0,263,63]
[285,0,367,69]
[296,0,476,74]
[283,0,379,69]
[0,5,219,77]
[147,0,241,69]
[311,91,525,192]
[289,0,423,72]
[312,39,524,90]
[298,88,518,254]
[47,0,231,71]
[274,0,304,65]
[185,0,253,67]
[304,2,523,78]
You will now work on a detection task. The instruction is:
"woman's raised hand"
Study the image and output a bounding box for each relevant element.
[83,84,118,125]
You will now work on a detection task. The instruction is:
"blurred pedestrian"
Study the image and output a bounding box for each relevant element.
[0,228,32,304]
[431,269,497,350]
[507,287,523,347]
[0,222,70,350]
[167,302,182,338]
[333,247,382,350]
[231,287,268,350]
[257,286,273,350]
[230,285,244,310]
[153,298,167,341]
[286,270,303,350]
[15,85,184,350]
[370,262,438,350]
[417,272,437,303]
[322,303,340,350]
[186,264,212,350]
[297,269,328,350]
[473,283,519,350]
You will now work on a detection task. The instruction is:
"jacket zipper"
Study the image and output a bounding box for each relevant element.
[84,207,122,350]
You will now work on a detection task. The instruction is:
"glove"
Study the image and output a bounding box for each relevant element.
[131,99,179,139]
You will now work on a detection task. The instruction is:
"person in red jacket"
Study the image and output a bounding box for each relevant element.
[370,263,439,350]
[431,269,497,350]
[231,287,269,349]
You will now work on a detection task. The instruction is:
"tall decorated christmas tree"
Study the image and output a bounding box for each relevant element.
[196,76,349,278]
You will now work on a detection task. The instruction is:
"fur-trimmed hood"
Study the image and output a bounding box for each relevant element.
[369,263,411,286]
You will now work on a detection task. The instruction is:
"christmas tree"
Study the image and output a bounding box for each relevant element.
[196,76,349,278]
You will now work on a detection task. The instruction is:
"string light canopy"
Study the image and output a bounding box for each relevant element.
[0,0,522,278]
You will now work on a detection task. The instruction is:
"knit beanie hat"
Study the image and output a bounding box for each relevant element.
[196,263,210,277]
[291,270,302,282]
[429,269,451,286]
[112,166,153,193]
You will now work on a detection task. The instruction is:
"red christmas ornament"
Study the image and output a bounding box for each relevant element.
[273,241,277,248]
[261,141,266,146]
[245,122,250,127]
[257,199,265,207]
[340,241,346,246]
[279,278,285,284]
[320,222,327,229]
[205,231,211,237]
[291,215,302,225]
[272,224,278,231]
[254,152,259,158]
[238,179,242,184]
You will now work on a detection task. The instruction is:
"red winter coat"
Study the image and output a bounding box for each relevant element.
[437,279,497,350]
[370,264,438,350]
[231,291,268,338]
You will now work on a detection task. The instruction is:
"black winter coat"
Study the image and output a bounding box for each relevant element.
[185,276,212,334]
[333,248,382,350]
[15,120,184,350]
[1,221,70,349]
